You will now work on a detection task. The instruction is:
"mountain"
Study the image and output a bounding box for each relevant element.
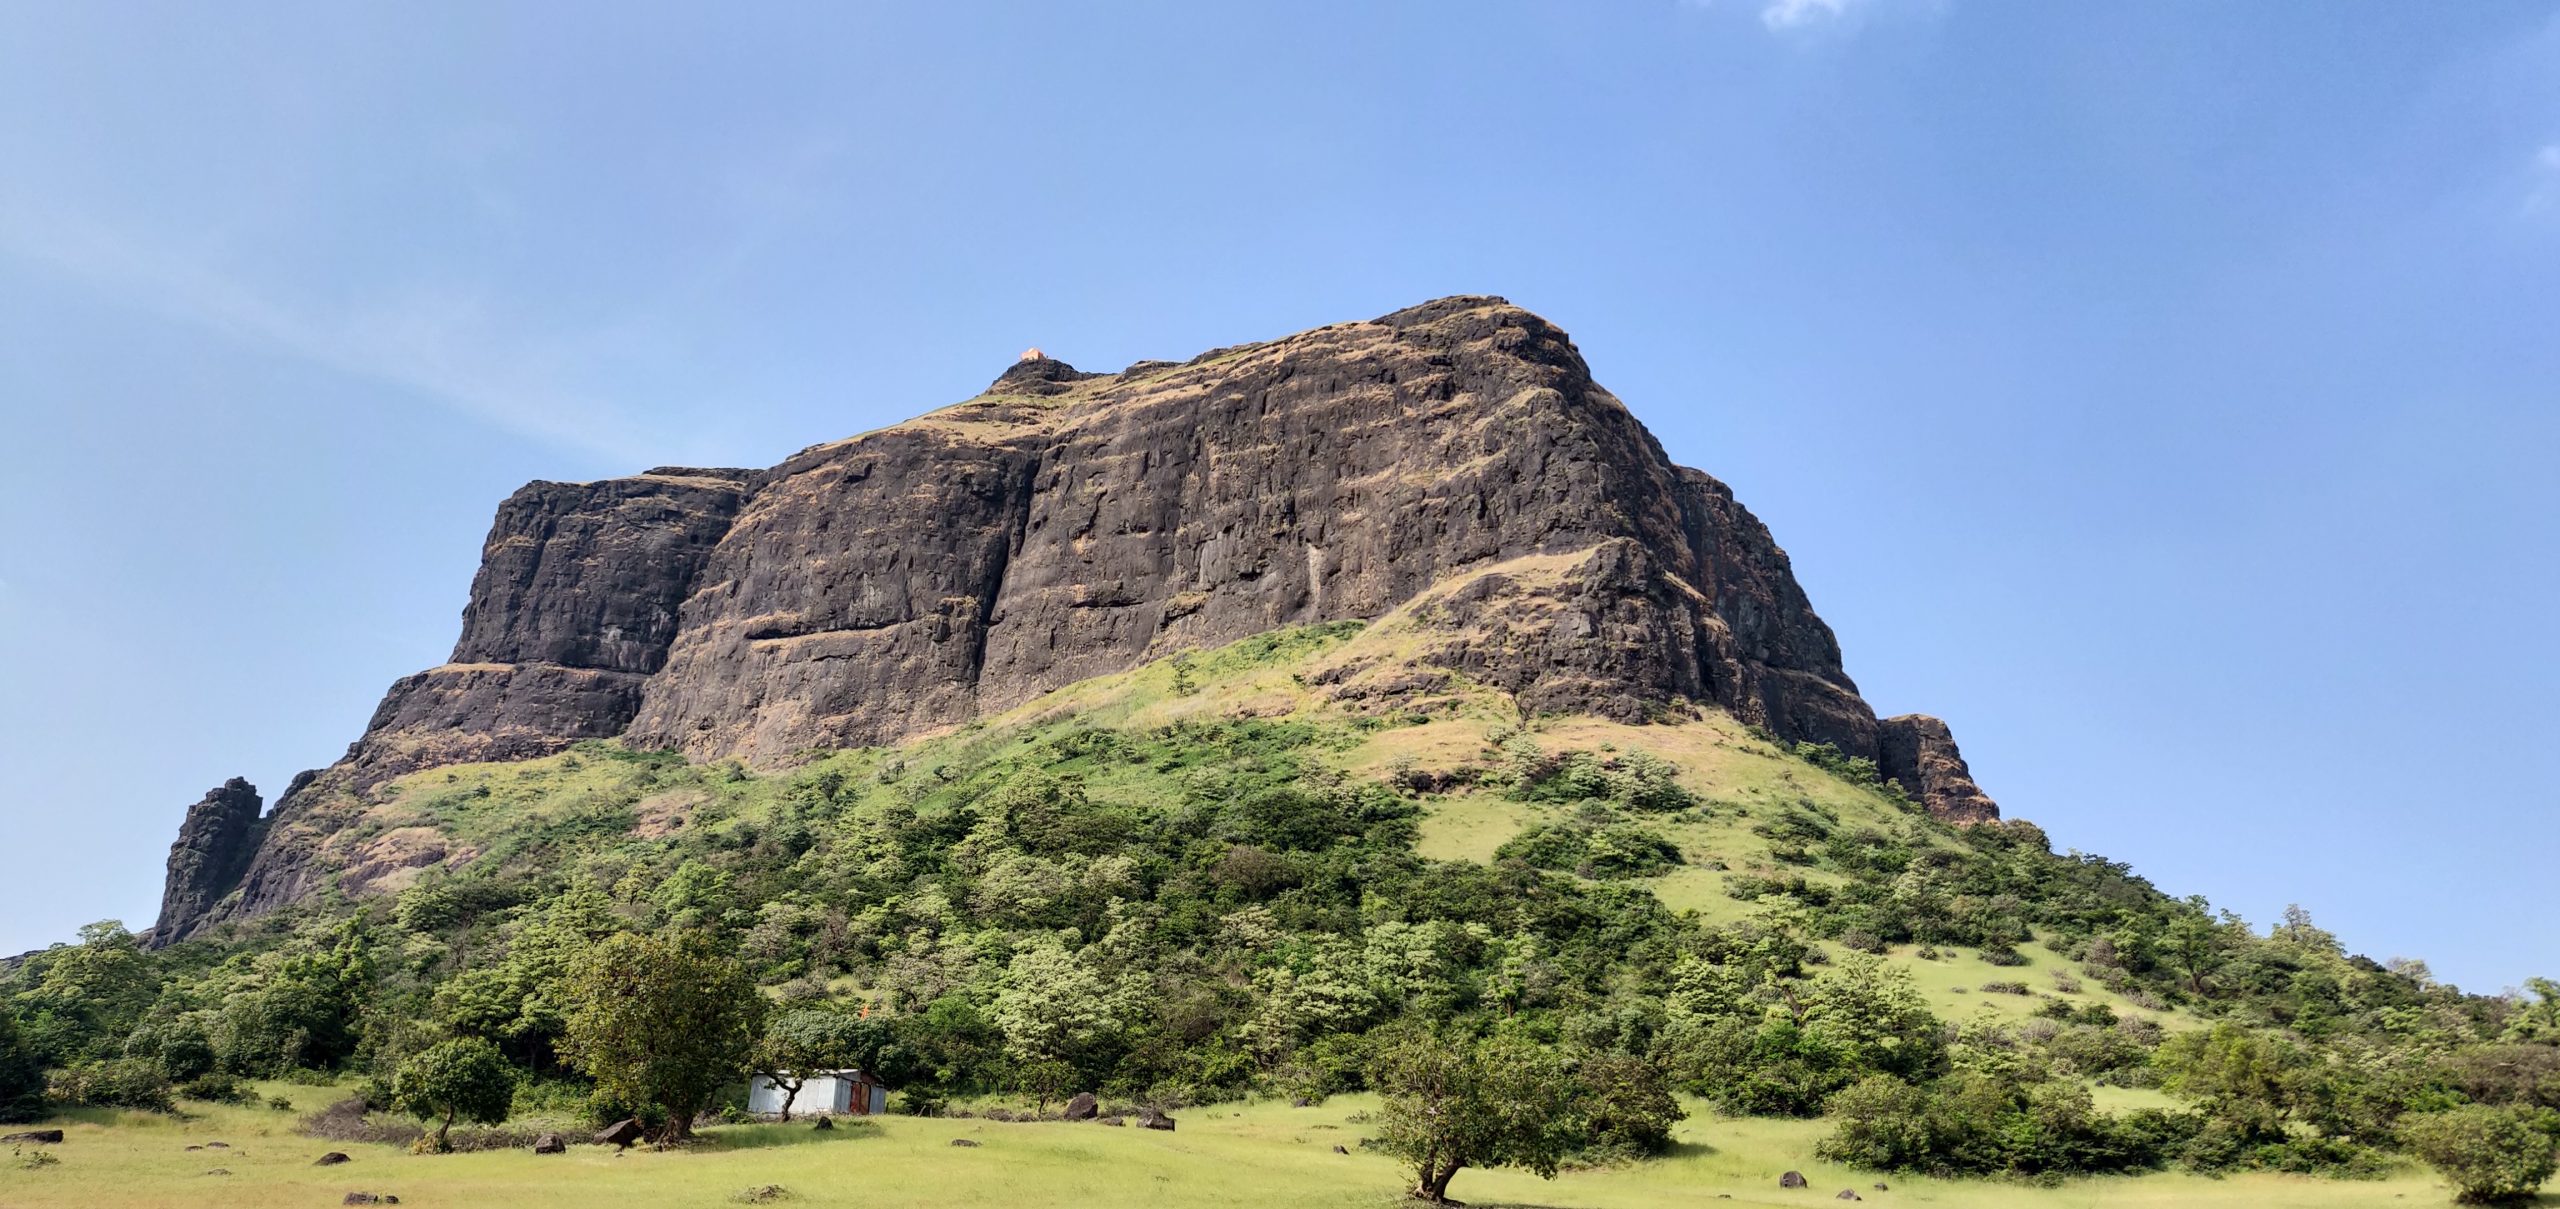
[151,296,1996,946]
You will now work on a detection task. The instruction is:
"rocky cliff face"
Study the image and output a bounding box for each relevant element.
[1878,714,2002,825]
[151,778,264,944]
[158,296,1998,944]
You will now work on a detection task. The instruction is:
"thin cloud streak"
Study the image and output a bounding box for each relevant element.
[0,196,654,466]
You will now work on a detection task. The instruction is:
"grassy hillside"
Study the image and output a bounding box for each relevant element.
[6,623,2553,1207]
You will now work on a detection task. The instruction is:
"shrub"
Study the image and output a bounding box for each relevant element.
[175,1071,250,1103]
[48,1057,172,1112]
[2402,1105,2560,1204]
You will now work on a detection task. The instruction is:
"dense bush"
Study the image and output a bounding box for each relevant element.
[47,1056,172,1112]
[1818,1072,2197,1176]
[0,1012,45,1122]
[2401,1105,2560,1204]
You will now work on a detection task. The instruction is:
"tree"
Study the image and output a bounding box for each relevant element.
[2154,1022,2309,1142]
[0,1011,48,1123]
[560,931,766,1141]
[989,943,1134,1079]
[752,1009,872,1121]
[2506,978,2560,1044]
[1370,1031,1583,1204]
[2402,1105,2560,1204]
[391,1037,517,1152]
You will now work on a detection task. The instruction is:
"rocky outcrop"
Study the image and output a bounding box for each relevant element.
[161,296,2000,942]
[151,778,264,944]
[345,469,754,783]
[1878,714,2001,824]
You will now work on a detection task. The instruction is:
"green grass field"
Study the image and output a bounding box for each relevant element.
[0,1085,2481,1209]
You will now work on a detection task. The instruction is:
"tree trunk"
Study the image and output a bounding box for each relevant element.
[778,1080,801,1123]
[436,1108,454,1152]
[1411,1155,1464,1203]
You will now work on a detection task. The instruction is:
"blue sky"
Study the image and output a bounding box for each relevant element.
[1,2,2553,991]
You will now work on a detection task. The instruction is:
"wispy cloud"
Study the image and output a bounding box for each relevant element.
[0,194,656,465]
[1762,0,1856,30]
[2528,143,2560,217]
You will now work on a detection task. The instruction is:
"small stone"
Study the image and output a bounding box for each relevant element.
[949,1137,981,1148]
[205,1141,229,1149]
[204,1168,230,1176]
[1137,1108,1176,1132]
[1837,1192,1862,1202]
[811,1116,833,1131]
[1780,1170,1808,1188]
[1875,1182,1889,1190]
[315,1152,352,1166]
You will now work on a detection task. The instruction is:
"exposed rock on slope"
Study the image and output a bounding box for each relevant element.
[156,296,1998,944]
[151,778,264,944]
[1878,714,2002,825]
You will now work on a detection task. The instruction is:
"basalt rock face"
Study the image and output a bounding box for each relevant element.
[163,296,1998,941]
[151,778,264,945]
[1878,714,2002,824]
[346,469,755,784]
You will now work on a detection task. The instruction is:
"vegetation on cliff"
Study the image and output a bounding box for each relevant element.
[8,626,2558,1202]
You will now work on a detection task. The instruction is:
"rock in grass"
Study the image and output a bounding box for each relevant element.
[1062,1091,1098,1121]
[203,1169,230,1176]
[731,1187,792,1204]
[1779,1170,1807,1188]
[3,1130,64,1144]
[1836,1192,1862,1201]
[949,1138,981,1148]
[314,1152,351,1166]
[811,1116,833,1131]
[1137,1108,1176,1132]
[595,1118,646,1148]
[533,1132,565,1154]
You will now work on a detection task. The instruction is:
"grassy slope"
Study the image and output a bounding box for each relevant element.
[0,1083,2456,1209]
[23,623,2471,1206]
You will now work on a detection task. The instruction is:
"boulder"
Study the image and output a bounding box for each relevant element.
[1062,1092,1098,1121]
[1779,1170,1807,1188]
[1137,1108,1176,1132]
[811,1116,833,1131]
[532,1132,565,1154]
[3,1129,64,1144]
[314,1152,351,1166]
[595,1118,646,1149]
